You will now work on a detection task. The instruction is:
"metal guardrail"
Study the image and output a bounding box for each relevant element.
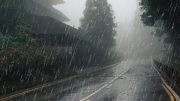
[152,59,180,101]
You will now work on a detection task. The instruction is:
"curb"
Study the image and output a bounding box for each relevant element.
[0,76,78,101]
[0,62,120,101]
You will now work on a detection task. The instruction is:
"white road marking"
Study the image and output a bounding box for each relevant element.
[121,75,128,79]
[106,84,113,88]
[80,69,130,101]
[80,84,108,101]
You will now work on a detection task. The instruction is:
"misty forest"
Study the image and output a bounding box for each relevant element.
[0,0,180,101]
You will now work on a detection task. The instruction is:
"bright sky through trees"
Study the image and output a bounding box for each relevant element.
[54,0,137,28]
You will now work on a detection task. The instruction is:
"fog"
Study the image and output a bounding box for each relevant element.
[54,0,164,59]
[116,2,164,59]
[1,1,176,99]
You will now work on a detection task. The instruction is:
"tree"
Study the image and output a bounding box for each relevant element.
[140,0,180,60]
[80,0,116,51]
[0,0,27,34]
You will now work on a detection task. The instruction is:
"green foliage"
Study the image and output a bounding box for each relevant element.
[80,0,116,50]
[140,0,180,41]
[0,0,33,48]
[0,0,26,34]
[140,0,180,61]
[0,15,33,49]
[0,0,23,8]
[0,34,34,50]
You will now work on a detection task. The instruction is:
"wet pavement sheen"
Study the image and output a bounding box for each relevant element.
[13,59,169,101]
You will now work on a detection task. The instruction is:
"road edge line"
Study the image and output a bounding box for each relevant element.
[151,58,180,101]
[0,75,78,101]
[162,84,175,101]
[79,67,130,101]
[0,62,120,101]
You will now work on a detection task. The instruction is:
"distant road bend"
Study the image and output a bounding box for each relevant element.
[1,59,170,101]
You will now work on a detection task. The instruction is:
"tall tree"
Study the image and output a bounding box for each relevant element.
[80,0,116,51]
[140,0,180,59]
[0,0,27,34]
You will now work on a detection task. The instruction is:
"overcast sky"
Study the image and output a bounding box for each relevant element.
[54,0,137,28]
[54,0,164,59]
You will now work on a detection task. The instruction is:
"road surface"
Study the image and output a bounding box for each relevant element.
[11,59,169,101]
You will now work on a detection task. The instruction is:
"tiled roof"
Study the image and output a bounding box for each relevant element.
[25,0,69,22]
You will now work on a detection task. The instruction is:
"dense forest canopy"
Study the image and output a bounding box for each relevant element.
[140,0,180,60]
[0,0,28,34]
[80,0,116,51]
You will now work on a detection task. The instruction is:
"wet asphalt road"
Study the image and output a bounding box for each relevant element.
[12,59,169,101]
